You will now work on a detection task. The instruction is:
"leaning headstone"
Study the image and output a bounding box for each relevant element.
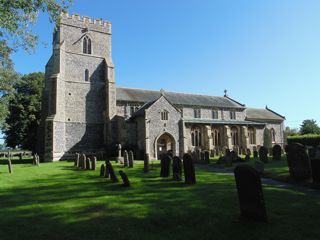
[91,157,97,170]
[160,154,172,177]
[8,159,13,174]
[144,153,150,173]
[234,164,267,222]
[119,170,130,187]
[272,144,282,161]
[86,157,91,170]
[123,150,128,167]
[106,161,119,183]
[259,146,268,163]
[183,153,196,184]
[75,153,80,167]
[100,164,105,177]
[172,156,182,181]
[286,143,311,180]
[128,151,134,168]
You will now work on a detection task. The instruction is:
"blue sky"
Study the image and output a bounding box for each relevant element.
[4,0,320,144]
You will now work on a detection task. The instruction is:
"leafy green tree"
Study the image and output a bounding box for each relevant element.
[0,0,72,125]
[300,119,320,135]
[4,72,44,151]
[285,126,300,137]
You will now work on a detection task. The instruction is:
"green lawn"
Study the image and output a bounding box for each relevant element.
[1,160,320,240]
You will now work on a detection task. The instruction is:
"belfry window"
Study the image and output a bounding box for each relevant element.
[230,111,236,120]
[161,110,169,121]
[83,36,92,54]
[84,69,89,81]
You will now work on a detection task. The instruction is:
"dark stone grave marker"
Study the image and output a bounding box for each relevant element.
[119,170,130,187]
[160,154,172,177]
[106,161,119,183]
[183,153,196,184]
[259,147,268,163]
[172,156,182,181]
[123,150,128,167]
[144,153,150,173]
[86,157,91,170]
[286,143,311,180]
[204,151,210,164]
[91,157,97,170]
[100,164,105,177]
[272,144,282,161]
[234,164,267,222]
[128,151,134,168]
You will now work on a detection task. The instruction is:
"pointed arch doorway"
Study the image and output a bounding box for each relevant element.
[155,133,176,159]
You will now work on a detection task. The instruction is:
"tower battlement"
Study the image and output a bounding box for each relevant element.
[60,12,111,34]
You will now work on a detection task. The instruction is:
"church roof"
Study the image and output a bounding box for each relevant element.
[116,87,245,109]
[246,107,285,121]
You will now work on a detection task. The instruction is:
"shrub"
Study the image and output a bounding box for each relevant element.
[287,134,320,146]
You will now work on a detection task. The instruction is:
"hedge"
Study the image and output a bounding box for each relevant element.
[287,134,320,146]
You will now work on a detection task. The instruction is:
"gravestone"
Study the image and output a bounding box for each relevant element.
[75,153,80,167]
[259,146,268,163]
[36,155,40,166]
[183,153,196,184]
[286,143,311,180]
[100,164,105,177]
[128,151,134,168]
[200,151,205,163]
[254,160,264,174]
[82,154,86,170]
[123,150,128,167]
[245,149,251,162]
[172,156,182,181]
[91,157,97,170]
[160,154,172,177]
[253,150,258,159]
[234,164,267,222]
[19,153,22,161]
[272,144,282,161]
[86,158,91,170]
[119,170,130,187]
[204,151,210,164]
[106,161,119,183]
[104,162,110,178]
[8,159,13,174]
[144,153,150,173]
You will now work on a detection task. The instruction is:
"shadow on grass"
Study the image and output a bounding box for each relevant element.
[1,162,320,240]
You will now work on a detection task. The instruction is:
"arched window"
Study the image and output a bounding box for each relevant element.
[83,36,92,54]
[270,128,276,142]
[248,127,256,144]
[191,127,202,147]
[85,69,89,81]
[160,110,169,121]
[231,126,238,145]
[211,127,221,146]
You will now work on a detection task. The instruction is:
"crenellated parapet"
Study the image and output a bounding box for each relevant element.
[60,12,111,34]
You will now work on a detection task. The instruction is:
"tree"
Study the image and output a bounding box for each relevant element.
[285,126,300,137]
[4,72,44,151]
[0,0,72,125]
[300,119,320,135]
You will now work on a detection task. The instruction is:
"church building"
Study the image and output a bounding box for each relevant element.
[38,13,285,161]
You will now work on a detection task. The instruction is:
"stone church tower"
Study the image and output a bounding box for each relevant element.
[38,13,116,161]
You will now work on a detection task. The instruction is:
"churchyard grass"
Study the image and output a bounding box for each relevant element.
[1,161,320,240]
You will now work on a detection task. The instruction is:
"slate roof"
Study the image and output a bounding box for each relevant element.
[246,108,285,121]
[116,87,245,109]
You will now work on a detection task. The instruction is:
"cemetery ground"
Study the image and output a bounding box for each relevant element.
[1,160,320,240]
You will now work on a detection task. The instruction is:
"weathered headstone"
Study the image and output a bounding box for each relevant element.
[128,151,134,168]
[86,157,91,170]
[172,156,182,181]
[8,159,13,174]
[234,164,267,222]
[91,157,97,170]
[75,153,80,167]
[106,161,119,183]
[144,153,150,173]
[286,143,311,180]
[100,164,105,177]
[183,153,196,184]
[259,146,268,163]
[160,154,172,177]
[123,150,128,167]
[272,144,282,161]
[119,170,130,187]
[82,154,86,170]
